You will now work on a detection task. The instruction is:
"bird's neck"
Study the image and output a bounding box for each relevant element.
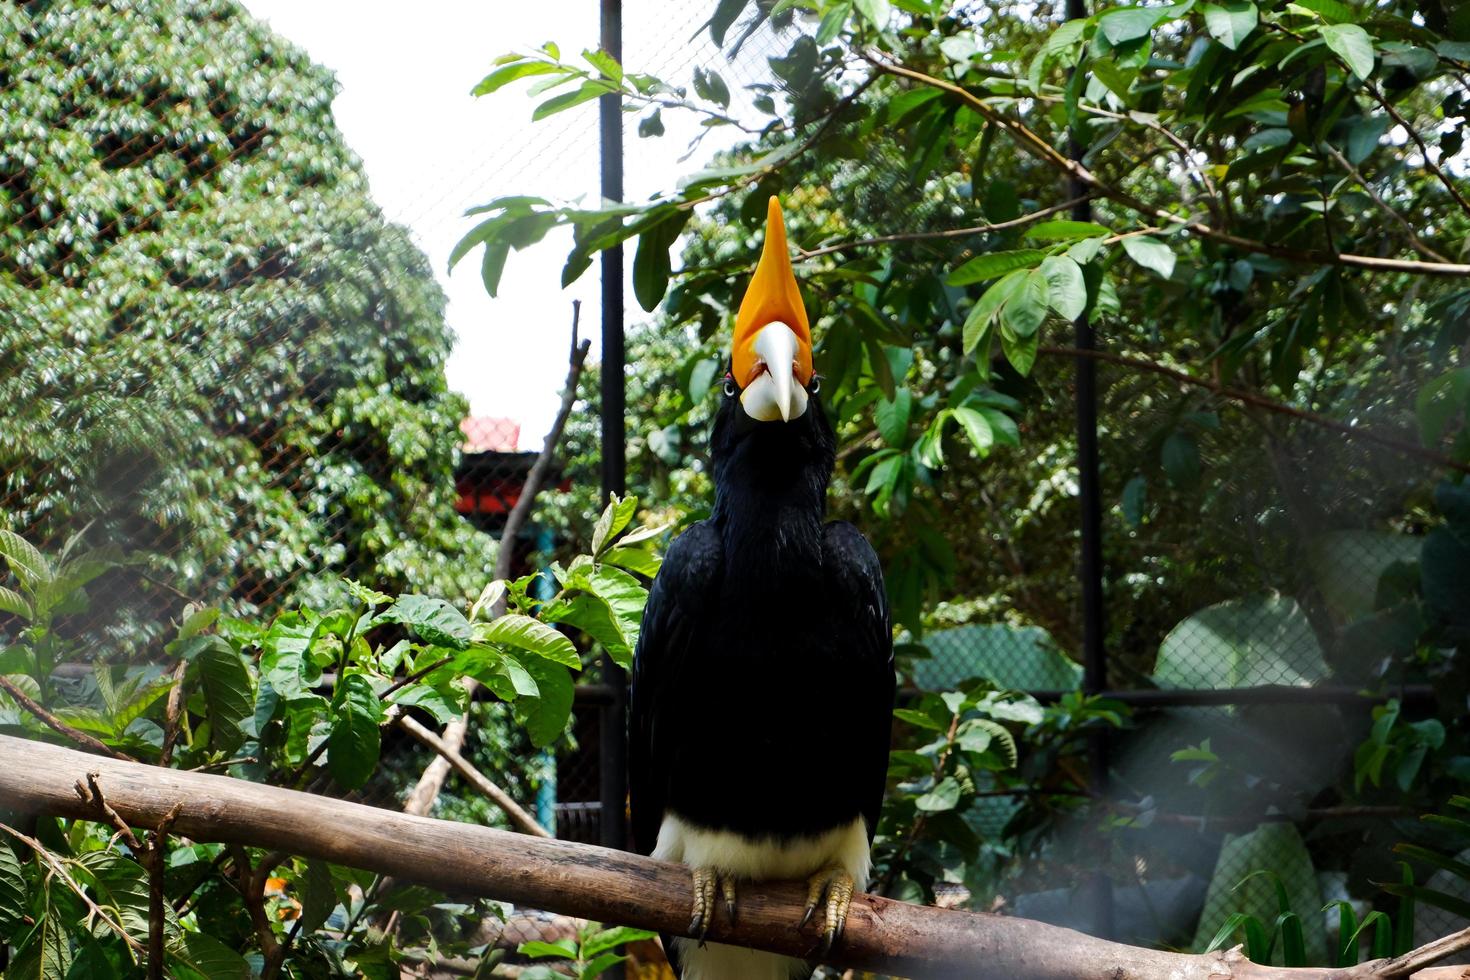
[711,454,828,581]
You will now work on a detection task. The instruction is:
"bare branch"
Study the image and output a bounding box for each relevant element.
[866,55,1470,278]
[147,803,183,980]
[0,675,137,762]
[1323,142,1451,263]
[0,818,145,956]
[1038,345,1470,475]
[394,713,550,838]
[1362,80,1470,219]
[796,196,1091,261]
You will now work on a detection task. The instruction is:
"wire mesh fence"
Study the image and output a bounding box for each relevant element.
[0,0,1459,976]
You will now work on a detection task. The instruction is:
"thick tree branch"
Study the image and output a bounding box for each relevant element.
[866,56,1470,278]
[5,734,1470,980]
[1038,345,1470,475]
[401,302,589,819]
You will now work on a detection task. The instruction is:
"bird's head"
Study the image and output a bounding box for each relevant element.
[710,196,833,500]
[727,196,816,425]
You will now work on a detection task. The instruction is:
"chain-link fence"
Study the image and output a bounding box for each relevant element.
[1,0,1459,976]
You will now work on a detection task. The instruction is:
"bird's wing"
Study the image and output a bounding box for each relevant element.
[823,520,895,841]
[628,520,724,856]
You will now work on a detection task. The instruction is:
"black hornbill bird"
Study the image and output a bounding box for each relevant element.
[629,197,895,979]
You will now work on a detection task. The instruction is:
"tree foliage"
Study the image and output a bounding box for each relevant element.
[0,0,493,655]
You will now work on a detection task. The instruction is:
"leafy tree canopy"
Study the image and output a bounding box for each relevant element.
[0,0,493,652]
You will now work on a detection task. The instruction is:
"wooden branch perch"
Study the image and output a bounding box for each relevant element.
[4,735,1468,979]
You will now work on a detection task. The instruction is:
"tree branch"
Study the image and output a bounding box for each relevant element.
[401,301,589,819]
[394,713,549,838]
[795,196,1091,261]
[1362,80,1470,220]
[5,734,1470,979]
[1038,345,1470,475]
[0,674,137,762]
[1322,142,1451,263]
[865,56,1470,278]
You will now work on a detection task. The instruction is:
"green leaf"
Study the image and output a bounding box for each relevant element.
[692,67,731,109]
[328,673,383,790]
[78,851,151,943]
[947,249,1045,286]
[1416,368,1470,446]
[0,842,25,932]
[963,270,1026,354]
[875,389,913,447]
[514,658,575,748]
[915,776,962,812]
[380,595,473,649]
[591,494,639,555]
[599,546,662,579]
[471,60,562,97]
[582,48,623,84]
[519,939,579,960]
[1320,23,1375,79]
[1001,269,1050,338]
[1202,2,1258,50]
[951,407,995,456]
[299,859,335,934]
[708,0,749,46]
[638,109,665,138]
[1040,255,1086,321]
[1278,910,1307,966]
[197,638,254,753]
[853,0,891,29]
[474,614,580,669]
[542,566,647,668]
[10,913,71,980]
[1121,235,1176,278]
[1161,432,1200,487]
[1122,475,1147,527]
[1025,219,1112,242]
[0,585,31,620]
[1002,328,1039,376]
[532,80,614,122]
[582,925,658,959]
[816,2,852,44]
[0,530,51,591]
[1098,6,1170,44]
[170,932,250,980]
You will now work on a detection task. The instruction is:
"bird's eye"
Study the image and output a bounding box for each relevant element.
[808,375,822,395]
[722,376,737,397]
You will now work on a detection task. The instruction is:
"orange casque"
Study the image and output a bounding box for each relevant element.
[731,196,813,389]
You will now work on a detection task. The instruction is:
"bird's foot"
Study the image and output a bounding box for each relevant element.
[799,864,855,955]
[688,866,738,942]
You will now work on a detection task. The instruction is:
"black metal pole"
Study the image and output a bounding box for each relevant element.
[597,0,629,863]
[1066,0,1114,942]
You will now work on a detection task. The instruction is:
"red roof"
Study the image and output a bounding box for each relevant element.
[460,416,521,454]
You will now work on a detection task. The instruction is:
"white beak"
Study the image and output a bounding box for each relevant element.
[739,322,809,422]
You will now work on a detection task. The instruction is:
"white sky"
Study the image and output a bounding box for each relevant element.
[240,1,754,446]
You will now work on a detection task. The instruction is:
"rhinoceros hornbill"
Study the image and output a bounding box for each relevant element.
[628,197,895,980]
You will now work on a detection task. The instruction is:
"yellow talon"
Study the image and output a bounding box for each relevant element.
[801,865,855,955]
[689,867,737,941]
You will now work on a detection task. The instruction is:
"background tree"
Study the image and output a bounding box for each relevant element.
[0,0,494,656]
